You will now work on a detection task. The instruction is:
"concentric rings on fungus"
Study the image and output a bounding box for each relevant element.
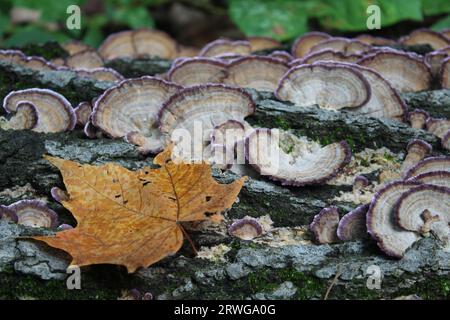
[399,29,450,50]
[247,36,281,52]
[98,29,178,61]
[3,88,76,133]
[275,62,371,110]
[308,37,372,55]
[337,204,369,241]
[199,39,251,58]
[291,32,331,58]
[2,102,38,130]
[424,50,449,77]
[357,50,432,92]
[75,67,124,82]
[298,49,363,65]
[74,102,93,127]
[355,34,396,46]
[0,205,18,223]
[404,156,450,179]
[8,200,59,229]
[366,181,422,258]
[65,49,104,69]
[210,120,246,169]
[223,56,289,92]
[440,56,450,89]
[158,84,255,158]
[244,128,351,186]
[92,76,181,154]
[425,117,450,138]
[406,171,450,188]
[167,58,227,86]
[309,206,340,244]
[228,218,263,240]
[400,139,432,177]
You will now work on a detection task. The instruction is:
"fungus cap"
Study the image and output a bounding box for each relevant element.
[66,49,104,69]
[309,206,340,244]
[8,200,59,228]
[199,39,251,58]
[426,118,450,139]
[5,102,38,130]
[309,37,372,55]
[76,67,124,82]
[337,204,369,241]
[247,36,281,52]
[291,32,331,58]
[404,156,450,179]
[406,171,450,188]
[228,218,263,240]
[441,56,450,89]
[74,102,92,126]
[167,58,227,86]
[0,205,18,223]
[408,109,430,129]
[399,29,450,50]
[299,49,363,64]
[355,34,396,46]
[51,187,69,203]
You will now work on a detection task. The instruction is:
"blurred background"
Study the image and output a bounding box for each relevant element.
[0,0,449,48]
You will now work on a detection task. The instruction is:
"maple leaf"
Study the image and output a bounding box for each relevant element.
[33,146,246,273]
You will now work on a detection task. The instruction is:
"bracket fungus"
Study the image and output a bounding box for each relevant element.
[3,89,76,133]
[353,175,369,193]
[408,109,430,129]
[0,205,18,223]
[443,130,450,151]
[308,37,372,55]
[366,181,422,258]
[1,101,38,130]
[441,57,450,89]
[7,200,58,229]
[357,50,432,92]
[244,128,351,186]
[399,29,450,50]
[404,156,450,179]
[426,118,450,139]
[309,206,340,244]
[275,63,370,110]
[210,120,246,169]
[74,102,93,127]
[65,49,104,69]
[355,34,396,46]
[248,36,281,52]
[158,84,255,160]
[228,218,263,240]
[395,185,450,243]
[424,50,449,77]
[199,39,251,58]
[92,76,181,154]
[407,171,450,189]
[75,67,124,83]
[337,204,369,241]
[0,50,57,71]
[268,51,293,63]
[51,187,69,203]
[299,49,363,65]
[400,139,433,177]
[291,32,331,58]
[98,29,178,61]
[223,56,289,92]
[167,58,227,86]
[62,40,92,55]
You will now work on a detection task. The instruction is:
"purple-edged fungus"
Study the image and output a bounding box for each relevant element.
[142,292,153,300]
[395,185,450,244]
[407,171,450,188]
[400,139,432,177]
[1,101,38,130]
[355,34,396,46]
[441,57,450,89]
[309,38,372,55]
[84,119,100,139]
[228,218,263,240]
[337,204,369,241]
[211,120,246,169]
[404,156,450,179]
[177,46,199,58]
[291,32,331,58]
[353,175,369,193]
[275,63,370,110]
[268,51,293,63]
[93,76,181,154]
[0,49,26,64]
[74,102,92,127]
[366,181,421,258]
[66,49,104,69]
[76,68,124,83]
[223,56,289,92]
[98,29,178,61]
[399,29,450,50]
[158,84,255,158]
[167,58,227,86]
[309,206,340,244]
[63,41,92,55]
[426,118,450,139]
[245,129,351,186]
[51,187,69,203]
[248,36,281,52]
[443,30,450,38]
[408,109,430,129]
[199,39,251,58]
[300,50,363,64]
[57,224,74,231]
[8,200,58,228]
[442,130,450,151]
[357,50,432,92]
[0,205,18,223]
[424,51,449,77]
[3,88,76,133]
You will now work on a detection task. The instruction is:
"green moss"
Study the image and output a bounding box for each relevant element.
[14,42,68,60]
[274,116,290,130]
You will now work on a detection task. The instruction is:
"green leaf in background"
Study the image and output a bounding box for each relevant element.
[106,4,154,29]
[421,0,450,16]
[228,0,309,41]
[431,15,450,31]
[3,26,69,46]
[13,0,86,22]
[317,0,423,31]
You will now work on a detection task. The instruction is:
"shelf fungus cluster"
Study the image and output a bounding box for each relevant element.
[2,89,76,133]
[0,200,59,229]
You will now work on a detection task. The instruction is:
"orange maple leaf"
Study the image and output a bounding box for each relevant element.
[34,146,246,273]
